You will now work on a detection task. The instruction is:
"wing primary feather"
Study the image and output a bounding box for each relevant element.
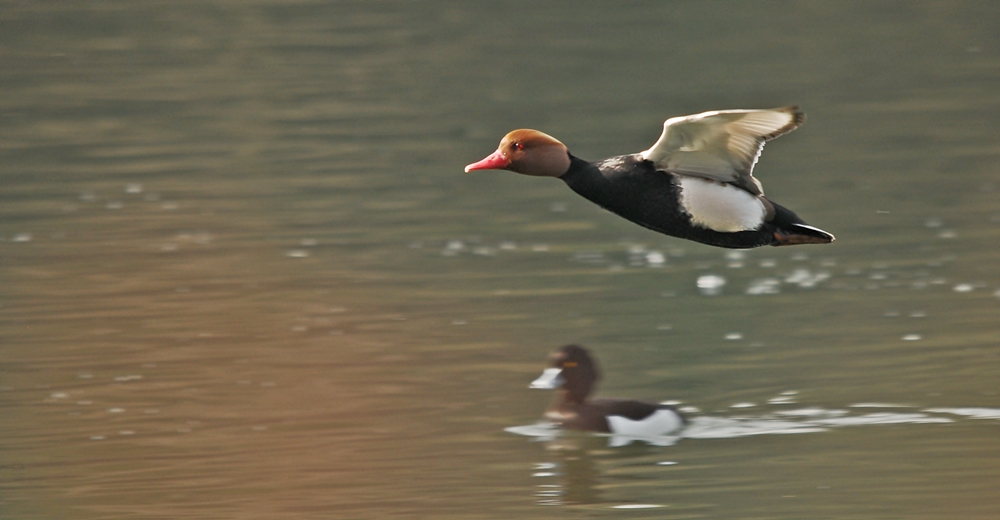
[639,107,805,197]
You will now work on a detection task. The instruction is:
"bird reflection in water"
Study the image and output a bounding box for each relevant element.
[508,396,1000,507]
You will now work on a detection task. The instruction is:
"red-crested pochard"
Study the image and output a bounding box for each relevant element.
[466,107,834,249]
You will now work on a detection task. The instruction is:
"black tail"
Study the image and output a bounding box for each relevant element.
[768,202,835,246]
[773,223,835,246]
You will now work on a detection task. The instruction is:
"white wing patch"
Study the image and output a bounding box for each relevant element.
[678,177,766,232]
[640,107,803,196]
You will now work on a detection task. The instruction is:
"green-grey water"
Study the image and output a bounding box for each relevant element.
[3,2,1000,518]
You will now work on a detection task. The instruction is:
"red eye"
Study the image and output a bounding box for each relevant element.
[512,142,524,151]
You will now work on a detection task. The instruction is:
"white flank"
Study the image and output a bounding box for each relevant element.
[677,177,765,232]
[607,409,685,438]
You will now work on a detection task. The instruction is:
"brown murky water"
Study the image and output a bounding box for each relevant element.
[3,2,1000,518]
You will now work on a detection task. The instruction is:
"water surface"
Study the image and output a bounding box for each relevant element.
[3,2,1000,518]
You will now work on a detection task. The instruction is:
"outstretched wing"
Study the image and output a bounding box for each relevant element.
[640,106,804,196]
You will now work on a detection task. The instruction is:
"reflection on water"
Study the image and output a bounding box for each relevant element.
[508,403,969,446]
[4,1,1000,519]
[508,403,999,507]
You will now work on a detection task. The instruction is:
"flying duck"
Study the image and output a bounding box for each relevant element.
[466,107,834,249]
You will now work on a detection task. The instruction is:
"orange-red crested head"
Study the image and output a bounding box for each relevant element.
[464,129,571,177]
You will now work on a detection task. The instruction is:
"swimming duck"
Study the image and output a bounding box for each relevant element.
[466,107,834,249]
[530,345,686,442]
